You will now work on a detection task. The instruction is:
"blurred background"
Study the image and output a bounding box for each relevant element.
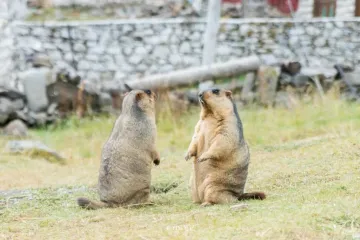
[0,0,359,124]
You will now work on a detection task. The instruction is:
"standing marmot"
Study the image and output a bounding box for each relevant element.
[185,88,265,206]
[77,89,160,209]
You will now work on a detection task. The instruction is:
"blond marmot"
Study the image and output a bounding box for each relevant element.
[77,89,160,209]
[185,88,265,206]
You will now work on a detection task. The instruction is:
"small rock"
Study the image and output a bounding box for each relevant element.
[189,31,202,41]
[73,43,86,52]
[152,46,170,59]
[78,60,91,70]
[113,71,126,81]
[169,54,182,65]
[60,28,69,38]
[89,46,105,54]
[123,47,133,56]
[6,140,65,164]
[29,112,48,125]
[230,203,248,211]
[3,120,28,137]
[314,37,326,47]
[87,72,101,81]
[128,55,143,65]
[217,45,232,56]
[179,42,192,54]
[47,103,58,115]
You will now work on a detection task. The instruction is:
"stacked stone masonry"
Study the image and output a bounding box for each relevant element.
[9,18,360,91]
[0,0,16,88]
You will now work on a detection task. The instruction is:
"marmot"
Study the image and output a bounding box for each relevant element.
[77,89,160,209]
[185,88,265,206]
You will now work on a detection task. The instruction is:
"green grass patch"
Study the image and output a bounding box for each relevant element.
[1,96,360,239]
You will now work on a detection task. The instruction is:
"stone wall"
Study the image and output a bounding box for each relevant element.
[0,0,16,88]
[11,18,360,91]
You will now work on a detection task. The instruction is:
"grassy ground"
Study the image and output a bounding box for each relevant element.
[1,96,360,240]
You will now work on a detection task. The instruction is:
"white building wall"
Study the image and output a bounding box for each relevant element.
[295,0,356,18]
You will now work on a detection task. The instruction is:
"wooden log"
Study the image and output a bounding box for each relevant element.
[241,72,256,102]
[125,56,261,90]
[257,66,281,107]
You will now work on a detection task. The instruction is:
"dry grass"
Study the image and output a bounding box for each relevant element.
[1,96,360,240]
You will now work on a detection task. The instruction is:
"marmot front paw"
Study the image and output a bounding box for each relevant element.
[185,152,195,161]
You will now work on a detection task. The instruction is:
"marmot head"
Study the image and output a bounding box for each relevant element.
[122,89,156,115]
[198,88,234,116]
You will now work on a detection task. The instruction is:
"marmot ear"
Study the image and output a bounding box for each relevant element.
[225,90,232,98]
[124,83,133,91]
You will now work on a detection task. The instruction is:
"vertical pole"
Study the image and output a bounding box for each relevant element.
[200,0,221,90]
[355,0,360,16]
[202,0,221,65]
[242,0,249,18]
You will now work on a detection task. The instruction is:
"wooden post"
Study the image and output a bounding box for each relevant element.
[202,0,221,65]
[200,0,222,89]
[355,0,360,16]
[242,0,249,18]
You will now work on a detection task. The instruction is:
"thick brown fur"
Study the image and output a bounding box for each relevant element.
[185,88,266,206]
[77,89,160,210]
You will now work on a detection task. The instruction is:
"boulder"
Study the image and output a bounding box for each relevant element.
[0,87,26,101]
[19,68,52,112]
[3,120,28,137]
[0,97,13,124]
[6,140,65,164]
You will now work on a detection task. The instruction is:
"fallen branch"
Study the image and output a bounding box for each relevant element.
[125,56,261,90]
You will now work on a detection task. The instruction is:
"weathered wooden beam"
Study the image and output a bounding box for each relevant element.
[124,55,261,90]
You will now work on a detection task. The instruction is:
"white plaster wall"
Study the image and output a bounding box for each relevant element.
[295,0,356,18]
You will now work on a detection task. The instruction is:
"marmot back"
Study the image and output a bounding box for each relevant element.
[77,89,160,209]
[185,88,265,206]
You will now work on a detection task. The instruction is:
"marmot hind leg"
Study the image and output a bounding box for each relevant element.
[190,174,201,204]
[202,188,238,206]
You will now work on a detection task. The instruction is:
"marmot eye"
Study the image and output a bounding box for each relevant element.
[144,90,151,95]
[212,89,220,95]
